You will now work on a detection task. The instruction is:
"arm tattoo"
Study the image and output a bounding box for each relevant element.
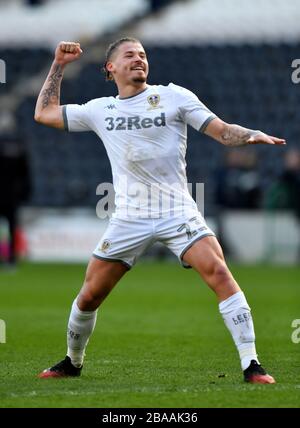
[221,124,261,147]
[41,64,63,109]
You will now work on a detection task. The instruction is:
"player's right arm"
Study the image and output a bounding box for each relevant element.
[34,41,82,129]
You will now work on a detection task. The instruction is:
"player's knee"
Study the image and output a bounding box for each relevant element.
[80,276,113,308]
[80,288,95,304]
[211,262,232,284]
[77,290,94,309]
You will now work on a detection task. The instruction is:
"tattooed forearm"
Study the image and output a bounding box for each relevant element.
[220,124,261,147]
[34,58,68,128]
[40,64,64,109]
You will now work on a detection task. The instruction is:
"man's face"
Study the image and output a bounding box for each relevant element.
[107,42,149,85]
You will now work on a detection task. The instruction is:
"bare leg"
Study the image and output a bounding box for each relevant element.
[182,235,240,302]
[182,236,275,382]
[77,256,129,311]
[66,257,129,364]
[39,257,129,377]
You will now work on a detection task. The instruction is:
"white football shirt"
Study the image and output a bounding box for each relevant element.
[63,83,216,218]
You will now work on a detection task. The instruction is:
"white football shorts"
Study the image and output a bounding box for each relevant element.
[93,212,215,269]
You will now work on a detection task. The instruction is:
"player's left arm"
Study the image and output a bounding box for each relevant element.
[204,117,286,146]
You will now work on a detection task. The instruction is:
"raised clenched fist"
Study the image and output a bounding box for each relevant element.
[54,41,83,65]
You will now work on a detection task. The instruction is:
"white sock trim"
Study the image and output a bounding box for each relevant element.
[219,291,249,314]
[72,299,97,319]
[67,298,98,367]
[219,291,258,371]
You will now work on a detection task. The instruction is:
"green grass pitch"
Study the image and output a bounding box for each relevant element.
[0,262,299,408]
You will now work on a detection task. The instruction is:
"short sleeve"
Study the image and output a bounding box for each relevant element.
[170,84,217,133]
[62,103,93,132]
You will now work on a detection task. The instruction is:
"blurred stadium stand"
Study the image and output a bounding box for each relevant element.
[135,0,300,45]
[0,0,149,46]
[0,48,50,94]
[0,0,299,263]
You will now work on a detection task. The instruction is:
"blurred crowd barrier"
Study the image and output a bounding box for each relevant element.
[0,208,296,264]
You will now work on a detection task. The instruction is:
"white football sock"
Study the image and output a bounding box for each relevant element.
[67,298,98,368]
[219,291,259,371]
